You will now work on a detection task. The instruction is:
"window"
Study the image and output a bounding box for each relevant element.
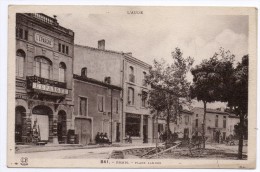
[127,87,134,105]
[58,43,61,52]
[59,62,66,82]
[142,71,147,86]
[129,66,135,83]
[215,115,219,127]
[81,67,87,77]
[113,99,119,114]
[58,43,69,55]
[16,27,28,40]
[35,56,52,79]
[196,114,198,117]
[62,45,65,53]
[195,119,198,127]
[125,114,141,137]
[65,46,69,55]
[141,91,148,107]
[24,30,28,40]
[185,116,189,125]
[223,116,227,128]
[98,96,104,112]
[16,50,25,77]
[79,97,87,116]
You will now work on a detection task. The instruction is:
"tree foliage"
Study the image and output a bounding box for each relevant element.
[190,48,235,102]
[190,48,235,148]
[146,48,194,141]
[227,55,248,116]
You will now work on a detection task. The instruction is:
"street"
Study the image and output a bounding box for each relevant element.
[15,143,247,159]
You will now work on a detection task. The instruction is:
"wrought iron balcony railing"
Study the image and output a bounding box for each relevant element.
[27,75,67,89]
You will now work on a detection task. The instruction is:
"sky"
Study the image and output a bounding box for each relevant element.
[46,8,248,109]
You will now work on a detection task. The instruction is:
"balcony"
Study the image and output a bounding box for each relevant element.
[27,75,67,89]
[129,74,135,83]
[24,13,74,36]
[26,13,58,26]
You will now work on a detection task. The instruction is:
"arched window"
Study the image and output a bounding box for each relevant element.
[16,50,25,77]
[142,71,147,86]
[81,67,87,77]
[129,66,135,83]
[141,91,148,107]
[35,56,52,79]
[129,66,134,74]
[59,62,66,82]
[127,87,135,105]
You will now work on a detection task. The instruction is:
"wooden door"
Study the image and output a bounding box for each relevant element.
[75,118,92,145]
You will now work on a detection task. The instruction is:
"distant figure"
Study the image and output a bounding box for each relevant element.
[99,133,104,144]
[32,119,40,143]
[125,132,132,143]
[103,133,110,144]
[95,132,100,144]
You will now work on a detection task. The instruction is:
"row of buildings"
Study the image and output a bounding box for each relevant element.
[15,13,240,145]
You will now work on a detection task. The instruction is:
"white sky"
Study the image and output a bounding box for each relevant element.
[46,9,248,109]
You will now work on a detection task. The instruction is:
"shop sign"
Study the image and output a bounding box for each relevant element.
[16,94,28,99]
[32,82,68,95]
[35,32,54,48]
[16,80,26,88]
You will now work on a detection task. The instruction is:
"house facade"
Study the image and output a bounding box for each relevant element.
[73,41,124,144]
[15,13,74,144]
[122,53,152,143]
[72,74,121,145]
[169,110,193,139]
[74,41,152,144]
[191,107,229,142]
[227,114,240,137]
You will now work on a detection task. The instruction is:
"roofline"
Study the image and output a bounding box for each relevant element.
[191,107,229,115]
[180,110,193,114]
[75,44,124,55]
[123,53,152,69]
[73,74,122,90]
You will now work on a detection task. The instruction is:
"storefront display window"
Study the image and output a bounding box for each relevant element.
[125,114,140,137]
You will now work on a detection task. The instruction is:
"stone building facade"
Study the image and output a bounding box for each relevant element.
[169,110,193,139]
[122,53,152,143]
[191,107,229,142]
[73,74,121,145]
[15,13,74,144]
[74,41,152,144]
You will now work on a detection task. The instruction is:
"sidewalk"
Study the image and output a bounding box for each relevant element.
[15,142,159,154]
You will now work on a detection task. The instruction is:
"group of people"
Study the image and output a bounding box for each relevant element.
[95,132,110,144]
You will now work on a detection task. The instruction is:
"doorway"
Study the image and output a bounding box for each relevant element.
[32,105,53,142]
[184,128,189,139]
[58,110,67,144]
[116,123,120,142]
[75,118,92,145]
[15,106,26,143]
[143,115,148,143]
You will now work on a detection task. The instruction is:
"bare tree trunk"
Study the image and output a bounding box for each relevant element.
[156,111,159,158]
[202,101,207,149]
[238,113,244,159]
[166,107,170,143]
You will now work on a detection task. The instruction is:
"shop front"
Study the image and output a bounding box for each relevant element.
[125,113,151,144]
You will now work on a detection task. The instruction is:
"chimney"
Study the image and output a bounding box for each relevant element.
[98,39,105,50]
[126,52,132,56]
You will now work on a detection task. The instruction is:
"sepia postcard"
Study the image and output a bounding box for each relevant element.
[7,5,257,168]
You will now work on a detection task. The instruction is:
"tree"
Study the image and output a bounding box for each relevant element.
[146,48,193,145]
[226,55,248,159]
[190,48,234,148]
